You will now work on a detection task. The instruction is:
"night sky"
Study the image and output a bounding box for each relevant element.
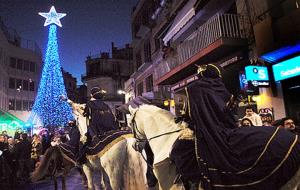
[0,0,138,84]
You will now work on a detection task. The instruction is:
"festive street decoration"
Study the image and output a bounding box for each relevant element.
[38,6,66,27]
[28,6,73,127]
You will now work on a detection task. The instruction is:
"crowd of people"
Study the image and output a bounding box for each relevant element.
[239,105,299,135]
[0,127,69,188]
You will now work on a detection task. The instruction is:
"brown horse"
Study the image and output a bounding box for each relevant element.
[30,145,86,190]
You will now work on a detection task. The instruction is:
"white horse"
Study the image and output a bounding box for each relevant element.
[127,104,300,190]
[69,100,148,190]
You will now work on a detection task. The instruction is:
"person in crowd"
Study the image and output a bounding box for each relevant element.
[7,138,15,153]
[7,137,17,188]
[14,128,22,140]
[0,134,8,151]
[15,133,32,183]
[242,106,263,126]
[262,121,272,127]
[240,118,254,127]
[0,134,11,188]
[281,117,300,135]
[31,134,42,168]
[272,119,283,128]
[2,130,8,138]
[41,130,51,154]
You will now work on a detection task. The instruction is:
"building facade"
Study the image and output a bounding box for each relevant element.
[82,43,133,115]
[0,18,42,122]
[128,0,300,123]
[62,68,77,102]
[249,0,300,121]
[77,84,87,104]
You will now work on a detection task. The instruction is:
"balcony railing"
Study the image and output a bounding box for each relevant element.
[155,13,249,80]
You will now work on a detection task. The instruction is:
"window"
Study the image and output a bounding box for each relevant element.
[155,38,161,51]
[29,81,35,91]
[136,52,142,70]
[17,59,23,70]
[23,80,29,91]
[9,78,15,89]
[146,75,153,92]
[23,60,30,71]
[113,63,119,73]
[16,79,22,89]
[29,101,34,110]
[144,40,151,62]
[9,99,15,110]
[30,62,36,72]
[137,82,143,96]
[23,100,29,111]
[10,57,16,68]
[16,100,22,111]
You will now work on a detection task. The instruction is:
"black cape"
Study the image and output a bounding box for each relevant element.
[85,99,118,137]
[171,78,300,190]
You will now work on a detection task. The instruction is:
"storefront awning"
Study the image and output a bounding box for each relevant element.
[261,42,300,63]
[163,0,197,44]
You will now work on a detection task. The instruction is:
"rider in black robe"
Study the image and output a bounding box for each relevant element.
[171,64,300,190]
[84,87,118,139]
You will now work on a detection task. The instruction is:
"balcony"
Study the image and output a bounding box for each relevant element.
[155,13,249,85]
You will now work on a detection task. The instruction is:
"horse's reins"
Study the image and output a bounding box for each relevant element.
[131,108,182,169]
[131,108,182,142]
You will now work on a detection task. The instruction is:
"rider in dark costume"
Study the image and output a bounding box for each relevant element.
[84,87,118,139]
[171,64,300,190]
[76,87,118,164]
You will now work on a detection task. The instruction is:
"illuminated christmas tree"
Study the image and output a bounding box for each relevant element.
[28,6,73,127]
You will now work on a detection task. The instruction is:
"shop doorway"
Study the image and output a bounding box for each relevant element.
[281,76,300,122]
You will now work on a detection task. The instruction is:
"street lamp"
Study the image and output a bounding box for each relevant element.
[118,90,126,95]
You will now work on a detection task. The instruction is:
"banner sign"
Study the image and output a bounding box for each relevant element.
[272,55,300,81]
[245,66,269,81]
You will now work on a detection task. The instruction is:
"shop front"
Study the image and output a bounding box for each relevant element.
[272,55,300,121]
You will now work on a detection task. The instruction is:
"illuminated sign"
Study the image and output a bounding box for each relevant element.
[261,43,300,63]
[245,66,269,81]
[0,121,23,136]
[249,80,270,87]
[272,55,300,81]
[239,72,248,91]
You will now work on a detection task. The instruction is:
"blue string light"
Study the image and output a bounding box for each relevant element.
[28,24,73,127]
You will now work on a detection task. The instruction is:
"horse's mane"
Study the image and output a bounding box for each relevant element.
[139,105,176,127]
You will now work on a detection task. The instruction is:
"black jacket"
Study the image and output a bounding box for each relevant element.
[15,140,32,160]
[84,99,118,137]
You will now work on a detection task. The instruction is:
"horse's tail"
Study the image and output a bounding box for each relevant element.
[123,138,148,190]
[30,146,58,182]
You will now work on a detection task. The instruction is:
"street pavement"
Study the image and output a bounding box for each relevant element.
[25,169,102,190]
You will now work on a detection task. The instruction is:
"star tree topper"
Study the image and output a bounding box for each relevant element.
[39,6,66,27]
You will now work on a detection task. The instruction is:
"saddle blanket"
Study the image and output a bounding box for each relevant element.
[86,129,133,156]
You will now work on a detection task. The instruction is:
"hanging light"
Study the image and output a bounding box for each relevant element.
[163,100,169,106]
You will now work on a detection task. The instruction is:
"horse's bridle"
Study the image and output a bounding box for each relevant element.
[130,108,183,143]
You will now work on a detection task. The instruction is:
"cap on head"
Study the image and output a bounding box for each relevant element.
[90,86,105,99]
